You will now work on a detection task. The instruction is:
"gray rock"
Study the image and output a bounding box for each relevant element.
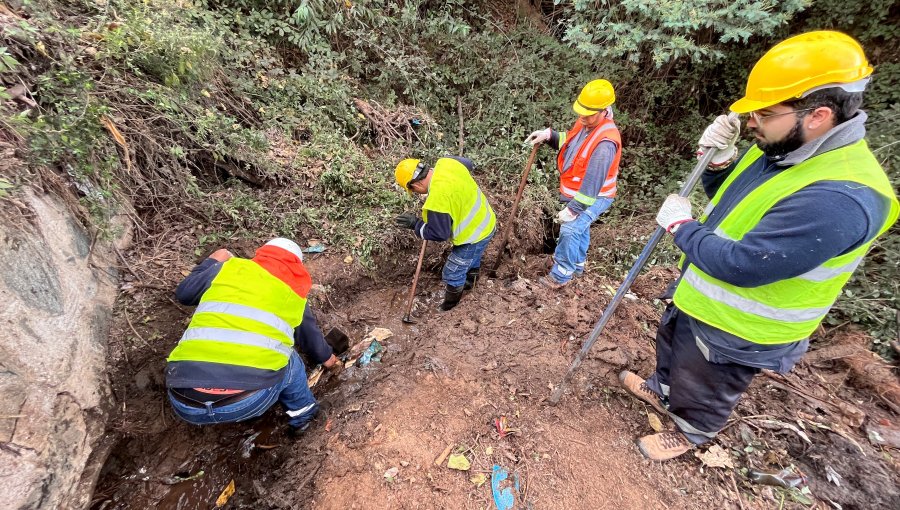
[0,190,123,509]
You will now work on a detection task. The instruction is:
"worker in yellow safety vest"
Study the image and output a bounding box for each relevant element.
[165,238,341,434]
[618,31,898,461]
[394,156,496,311]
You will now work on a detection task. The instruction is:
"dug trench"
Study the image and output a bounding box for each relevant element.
[91,221,900,509]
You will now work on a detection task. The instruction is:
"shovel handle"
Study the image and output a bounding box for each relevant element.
[403,239,428,321]
[489,143,540,275]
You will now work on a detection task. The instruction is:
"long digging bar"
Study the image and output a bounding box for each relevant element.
[548,145,724,405]
[488,143,541,276]
[402,239,428,324]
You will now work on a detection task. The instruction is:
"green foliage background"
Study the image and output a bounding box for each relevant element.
[1,0,897,356]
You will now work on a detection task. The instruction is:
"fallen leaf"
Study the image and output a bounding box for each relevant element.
[343,255,353,264]
[694,445,734,469]
[215,479,235,507]
[383,467,399,481]
[447,453,471,471]
[324,418,334,432]
[470,473,487,487]
[647,413,664,432]
[484,446,493,456]
[825,465,842,487]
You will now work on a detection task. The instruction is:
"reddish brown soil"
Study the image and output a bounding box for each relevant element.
[92,225,900,510]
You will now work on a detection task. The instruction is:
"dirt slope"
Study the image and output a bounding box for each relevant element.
[92,232,900,510]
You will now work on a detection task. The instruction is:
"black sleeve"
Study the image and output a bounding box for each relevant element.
[174,258,222,306]
[548,130,561,151]
[414,211,453,242]
[294,306,333,365]
[446,156,475,172]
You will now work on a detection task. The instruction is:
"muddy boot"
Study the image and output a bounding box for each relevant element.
[464,268,480,291]
[637,431,693,461]
[439,284,464,311]
[618,371,668,415]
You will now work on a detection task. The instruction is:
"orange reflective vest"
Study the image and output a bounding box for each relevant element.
[557,119,622,200]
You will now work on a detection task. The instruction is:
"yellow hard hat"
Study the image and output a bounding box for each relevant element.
[394,158,421,191]
[573,79,615,116]
[731,31,873,114]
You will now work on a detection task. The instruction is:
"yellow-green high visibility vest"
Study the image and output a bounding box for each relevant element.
[423,158,497,246]
[674,140,899,344]
[167,258,306,370]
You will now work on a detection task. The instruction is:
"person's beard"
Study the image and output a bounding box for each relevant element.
[752,119,806,159]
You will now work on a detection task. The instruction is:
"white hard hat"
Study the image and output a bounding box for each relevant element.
[265,237,304,261]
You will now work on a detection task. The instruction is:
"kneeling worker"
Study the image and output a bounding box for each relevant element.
[165,238,340,433]
[394,156,496,311]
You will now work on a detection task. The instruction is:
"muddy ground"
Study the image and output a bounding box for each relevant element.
[91,223,900,510]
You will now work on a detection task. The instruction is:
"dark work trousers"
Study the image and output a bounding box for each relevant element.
[645,304,760,444]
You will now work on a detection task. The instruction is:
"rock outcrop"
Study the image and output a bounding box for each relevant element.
[0,189,123,509]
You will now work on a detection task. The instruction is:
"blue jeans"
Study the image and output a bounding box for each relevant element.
[550,197,614,284]
[168,351,318,428]
[442,230,495,287]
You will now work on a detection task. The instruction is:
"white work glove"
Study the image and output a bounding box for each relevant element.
[557,207,577,223]
[655,194,694,234]
[524,128,552,146]
[697,114,741,167]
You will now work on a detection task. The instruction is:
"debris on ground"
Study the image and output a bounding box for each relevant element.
[694,445,735,469]
[357,340,384,366]
[470,473,488,487]
[647,412,664,432]
[865,419,900,448]
[159,470,205,485]
[215,479,236,507]
[748,467,805,488]
[491,464,522,510]
[447,453,471,471]
[307,365,324,387]
[434,444,454,467]
[383,467,399,482]
[494,416,520,438]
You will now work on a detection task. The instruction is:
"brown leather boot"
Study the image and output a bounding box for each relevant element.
[618,370,667,415]
[637,431,692,461]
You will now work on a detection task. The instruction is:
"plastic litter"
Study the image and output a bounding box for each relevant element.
[302,244,326,254]
[491,464,521,510]
[494,416,519,438]
[749,467,805,488]
[357,339,384,366]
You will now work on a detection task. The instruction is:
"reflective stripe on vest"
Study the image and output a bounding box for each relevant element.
[167,258,307,370]
[682,269,831,322]
[195,301,294,339]
[179,327,294,358]
[673,140,899,344]
[422,158,497,246]
[557,120,622,199]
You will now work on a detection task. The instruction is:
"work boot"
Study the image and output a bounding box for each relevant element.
[618,371,668,415]
[464,268,480,291]
[285,402,320,439]
[439,284,464,311]
[538,275,568,290]
[637,431,693,461]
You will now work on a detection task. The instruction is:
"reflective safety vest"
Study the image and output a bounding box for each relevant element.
[167,258,306,370]
[557,118,622,203]
[423,157,497,246]
[674,140,899,344]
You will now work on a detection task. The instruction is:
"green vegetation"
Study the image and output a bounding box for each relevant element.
[0,0,896,355]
